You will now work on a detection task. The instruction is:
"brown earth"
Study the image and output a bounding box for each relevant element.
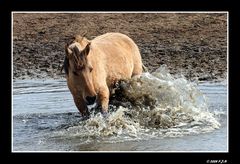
[13,13,227,81]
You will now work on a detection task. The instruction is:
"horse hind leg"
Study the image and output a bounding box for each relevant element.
[131,64,143,78]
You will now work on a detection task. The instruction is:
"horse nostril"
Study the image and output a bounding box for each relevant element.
[86,96,96,105]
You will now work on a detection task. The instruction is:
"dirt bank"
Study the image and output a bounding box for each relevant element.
[13,13,227,81]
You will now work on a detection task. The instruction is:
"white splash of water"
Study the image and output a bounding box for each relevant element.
[53,65,221,142]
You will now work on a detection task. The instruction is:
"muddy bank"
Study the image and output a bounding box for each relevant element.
[13,13,227,81]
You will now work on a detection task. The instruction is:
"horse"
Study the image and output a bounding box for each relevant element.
[63,32,143,118]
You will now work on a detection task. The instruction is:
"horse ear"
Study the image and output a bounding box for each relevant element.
[82,42,91,56]
[65,44,73,57]
[74,35,83,43]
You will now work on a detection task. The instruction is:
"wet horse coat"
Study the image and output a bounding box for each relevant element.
[64,32,143,117]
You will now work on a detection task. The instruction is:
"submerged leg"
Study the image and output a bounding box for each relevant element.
[73,95,90,117]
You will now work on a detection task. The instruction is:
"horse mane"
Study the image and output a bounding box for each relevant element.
[60,56,69,75]
[62,33,89,76]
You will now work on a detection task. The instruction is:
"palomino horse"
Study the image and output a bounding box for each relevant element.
[63,32,143,118]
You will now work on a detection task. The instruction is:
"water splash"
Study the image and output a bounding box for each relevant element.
[52,65,220,142]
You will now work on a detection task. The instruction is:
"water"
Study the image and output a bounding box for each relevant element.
[12,67,227,152]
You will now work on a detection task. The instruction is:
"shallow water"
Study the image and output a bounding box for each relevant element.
[12,68,227,152]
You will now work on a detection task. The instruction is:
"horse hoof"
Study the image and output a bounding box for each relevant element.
[81,115,90,121]
[81,112,90,121]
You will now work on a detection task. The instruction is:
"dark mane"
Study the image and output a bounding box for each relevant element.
[63,56,69,75]
[62,38,75,75]
[62,36,89,76]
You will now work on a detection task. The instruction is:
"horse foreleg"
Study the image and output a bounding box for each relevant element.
[73,95,89,117]
[98,85,110,114]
